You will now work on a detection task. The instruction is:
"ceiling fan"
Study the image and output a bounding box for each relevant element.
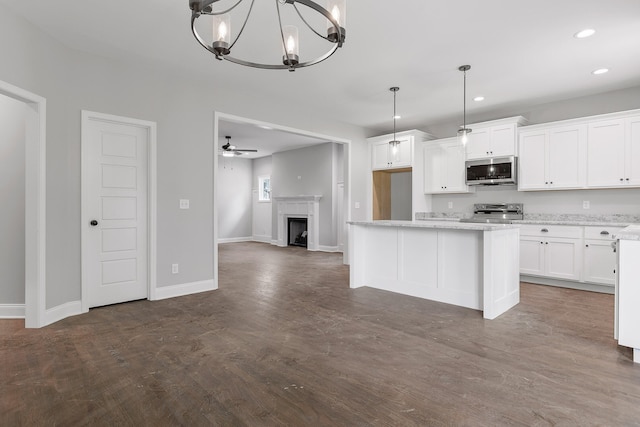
[221,136,257,156]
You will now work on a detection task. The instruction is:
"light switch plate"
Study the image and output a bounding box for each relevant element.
[355,202,360,209]
[171,264,179,274]
[583,200,590,209]
[180,199,190,209]
[448,201,453,209]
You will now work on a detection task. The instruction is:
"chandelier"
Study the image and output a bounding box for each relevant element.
[189,0,346,71]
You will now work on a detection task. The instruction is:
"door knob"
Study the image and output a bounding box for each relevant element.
[90,220,99,226]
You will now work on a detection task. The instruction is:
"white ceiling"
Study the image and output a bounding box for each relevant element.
[2,0,640,152]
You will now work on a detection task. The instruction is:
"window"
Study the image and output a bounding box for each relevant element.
[258,175,271,202]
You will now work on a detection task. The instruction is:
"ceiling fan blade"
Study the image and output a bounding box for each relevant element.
[234,148,258,152]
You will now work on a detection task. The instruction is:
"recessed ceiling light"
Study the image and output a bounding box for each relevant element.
[574,28,596,39]
[258,125,273,130]
[473,96,485,102]
[592,68,609,75]
[393,115,401,119]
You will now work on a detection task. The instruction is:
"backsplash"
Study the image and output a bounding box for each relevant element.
[429,186,640,216]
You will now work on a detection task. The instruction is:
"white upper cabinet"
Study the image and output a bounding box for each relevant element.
[465,117,527,160]
[424,138,472,194]
[518,124,586,191]
[369,130,434,170]
[586,115,640,188]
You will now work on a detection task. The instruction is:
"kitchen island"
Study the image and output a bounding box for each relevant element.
[349,220,520,319]
[616,225,640,363]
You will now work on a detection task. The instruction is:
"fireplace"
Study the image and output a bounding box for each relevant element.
[273,195,321,251]
[288,218,308,248]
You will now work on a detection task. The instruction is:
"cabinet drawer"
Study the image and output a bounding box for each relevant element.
[584,226,625,241]
[518,224,582,238]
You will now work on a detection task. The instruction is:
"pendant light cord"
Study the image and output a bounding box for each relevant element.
[463,69,466,131]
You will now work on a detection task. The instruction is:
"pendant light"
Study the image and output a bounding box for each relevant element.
[389,87,400,154]
[458,65,472,145]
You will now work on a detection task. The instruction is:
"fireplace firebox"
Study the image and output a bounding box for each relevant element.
[288,218,308,248]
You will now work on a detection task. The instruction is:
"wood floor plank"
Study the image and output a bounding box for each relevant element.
[2,241,640,425]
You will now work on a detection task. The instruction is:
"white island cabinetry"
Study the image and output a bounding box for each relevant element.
[349,220,520,320]
[616,225,640,363]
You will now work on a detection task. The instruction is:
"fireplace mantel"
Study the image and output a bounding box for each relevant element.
[274,195,322,251]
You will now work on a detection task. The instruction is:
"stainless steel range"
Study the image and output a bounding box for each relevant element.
[460,203,523,224]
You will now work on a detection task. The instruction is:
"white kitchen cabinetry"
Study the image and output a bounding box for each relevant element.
[587,115,640,188]
[424,138,471,194]
[518,124,586,190]
[583,226,623,286]
[519,225,582,281]
[372,137,412,170]
[465,117,528,160]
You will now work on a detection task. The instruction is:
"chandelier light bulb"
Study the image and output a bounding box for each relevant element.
[331,5,341,23]
[460,130,469,145]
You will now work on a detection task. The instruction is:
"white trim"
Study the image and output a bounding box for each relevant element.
[252,235,272,244]
[317,245,341,253]
[218,237,253,244]
[80,110,158,312]
[0,80,47,328]
[154,280,216,301]
[0,304,26,319]
[214,111,352,293]
[44,301,82,325]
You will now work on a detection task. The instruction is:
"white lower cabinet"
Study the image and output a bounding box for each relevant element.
[519,224,623,288]
[519,233,581,280]
[582,226,624,286]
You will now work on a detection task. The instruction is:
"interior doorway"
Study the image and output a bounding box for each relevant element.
[213,112,351,288]
[0,80,46,328]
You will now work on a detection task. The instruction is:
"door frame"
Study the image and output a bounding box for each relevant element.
[80,110,157,312]
[213,112,352,288]
[0,80,46,328]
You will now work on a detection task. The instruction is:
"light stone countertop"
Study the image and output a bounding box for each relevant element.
[416,212,640,228]
[348,220,520,232]
[616,225,640,241]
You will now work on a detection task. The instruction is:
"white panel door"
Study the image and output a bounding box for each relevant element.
[465,128,491,159]
[443,141,468,192]
[490,124,517,157]
[548,125,585,189]
[518,131,547,190]
[587,119,625,187]
[519,237,545,275]
[372,141,390,170]
[85,119,148,307]
[626,116,640,186]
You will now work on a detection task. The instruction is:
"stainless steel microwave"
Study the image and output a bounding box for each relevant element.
[465,156,517,186]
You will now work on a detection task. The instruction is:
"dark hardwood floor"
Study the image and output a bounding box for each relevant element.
[2,241,640,426]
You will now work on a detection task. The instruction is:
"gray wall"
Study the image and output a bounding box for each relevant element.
[0,4,367,310]
[218,156,253,240]
[0,93,26,305]
[391,171,412,220]
[272,143,338,247]
[252,156,273,240]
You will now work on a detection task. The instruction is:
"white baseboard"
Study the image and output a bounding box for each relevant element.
[0,304,25,319]
[270,239,279,246]
[44,301,83,326]
[317,245,341,253]
[252,235,272,244]
[154,279,216,301]
[218,237,253,244]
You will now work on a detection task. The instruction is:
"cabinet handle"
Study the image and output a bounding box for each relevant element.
[550,181,553,184]
[620,178,624,181]
[600,231,610,235]
[545,242,549,245]
[626,178,630,181]
[540,241,544,244]
[545,182,548,185]
[541,228,549,232]
[585,244,589,247]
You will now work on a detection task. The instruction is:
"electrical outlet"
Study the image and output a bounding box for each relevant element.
[448,201,453,209]
[179,199,190,209]
[171,264,179,274]
[297,176,302,180]
[583,200,590,209]
[354,202,360,209]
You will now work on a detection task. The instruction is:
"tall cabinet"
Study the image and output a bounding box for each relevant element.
[367,130,435,220]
